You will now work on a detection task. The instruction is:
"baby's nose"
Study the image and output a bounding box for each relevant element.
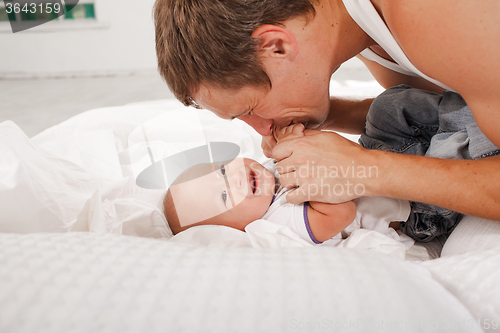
[229,167,246,192]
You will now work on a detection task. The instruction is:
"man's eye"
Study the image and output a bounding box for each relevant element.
[220,164,226,176]
[222,191,227,204]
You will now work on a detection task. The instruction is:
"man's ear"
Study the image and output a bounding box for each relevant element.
[251,25,299,61]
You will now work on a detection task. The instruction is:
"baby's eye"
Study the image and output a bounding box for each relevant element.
[222,191,227,204]
[220,164,226,176]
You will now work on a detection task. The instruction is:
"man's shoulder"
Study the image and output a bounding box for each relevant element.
[381,0,498,51]
[381,0,500,96]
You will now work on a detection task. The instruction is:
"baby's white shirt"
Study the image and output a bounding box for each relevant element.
[262,187,412,246]
[262,187,318,244]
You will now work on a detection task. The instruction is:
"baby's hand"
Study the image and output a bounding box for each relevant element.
[273,123,305,143]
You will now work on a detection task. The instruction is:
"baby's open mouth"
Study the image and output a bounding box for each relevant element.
[250,171,257,194]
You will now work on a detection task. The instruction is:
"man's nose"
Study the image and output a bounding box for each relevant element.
[241,114,273,136]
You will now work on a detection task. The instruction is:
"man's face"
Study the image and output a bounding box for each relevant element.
[193,78,331,136]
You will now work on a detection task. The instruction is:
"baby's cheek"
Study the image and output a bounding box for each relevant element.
[244,197,269,220]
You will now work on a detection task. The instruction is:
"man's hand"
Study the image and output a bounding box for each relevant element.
[272,130,372,205]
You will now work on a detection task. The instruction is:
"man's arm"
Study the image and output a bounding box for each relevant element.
[320,51,447,135]
[367,151,500,220]
[274,130,500,221]
[356,54,445,94]
[318,96,373,134]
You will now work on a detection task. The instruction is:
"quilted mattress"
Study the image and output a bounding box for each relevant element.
[0,232,486,333]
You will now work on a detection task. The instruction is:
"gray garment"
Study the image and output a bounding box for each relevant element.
[359,85,499,242]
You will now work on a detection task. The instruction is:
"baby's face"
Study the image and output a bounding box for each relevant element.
[169,158,276,232]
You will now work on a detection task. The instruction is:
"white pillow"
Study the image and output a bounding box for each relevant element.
[0,122,113,233]
[422,246,500,327]
[442,215,500,256]
[0,232,480,333]
[78,177,171,238]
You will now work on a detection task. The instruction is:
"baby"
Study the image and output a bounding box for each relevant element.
[163,124,410,245]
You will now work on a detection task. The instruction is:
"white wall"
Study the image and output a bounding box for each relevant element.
[0,0,158,78]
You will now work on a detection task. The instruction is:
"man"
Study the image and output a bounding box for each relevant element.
[154,0,500,221]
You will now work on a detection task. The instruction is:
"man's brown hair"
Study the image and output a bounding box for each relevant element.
[154,0,317,106]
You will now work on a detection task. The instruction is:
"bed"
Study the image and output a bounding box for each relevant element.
[1,80,499,332]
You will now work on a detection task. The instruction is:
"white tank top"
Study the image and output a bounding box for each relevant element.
[342,0,453,91]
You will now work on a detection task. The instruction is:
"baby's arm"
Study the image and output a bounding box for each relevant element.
[307,201,357,242]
